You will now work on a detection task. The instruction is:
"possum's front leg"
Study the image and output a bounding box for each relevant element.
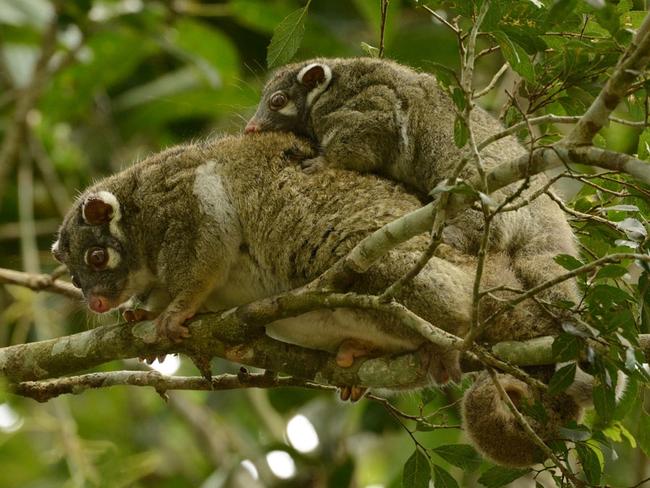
[300,155,328,174]
[154,274,223,342]
[304,86,401,176]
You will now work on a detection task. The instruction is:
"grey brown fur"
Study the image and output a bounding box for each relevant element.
[54,132,586,467]
[247,57,587,467]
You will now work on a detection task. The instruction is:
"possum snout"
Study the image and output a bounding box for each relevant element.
[88,294,111,313]
[244,119,261,133]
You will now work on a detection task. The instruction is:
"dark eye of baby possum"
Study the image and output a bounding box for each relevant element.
[86,247,108,270]
[71,275,81,288]
[269,91,288,110]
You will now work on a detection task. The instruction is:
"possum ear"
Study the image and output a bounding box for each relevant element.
[297,63,332,90]
[82,191,120,225]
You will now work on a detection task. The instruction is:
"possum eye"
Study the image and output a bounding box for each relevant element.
[86,246,108,270]
[71,275,81,288]
[269,91,288,110]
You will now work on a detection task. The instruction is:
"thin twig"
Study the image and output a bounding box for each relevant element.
[0,267,81,300]
[546,189,620,231]
[419,4,459,34]
[474,63,509,99]
[478,114,646,154]
[366,393,460,430]
[378,0,389,58]
[14,370,332,402]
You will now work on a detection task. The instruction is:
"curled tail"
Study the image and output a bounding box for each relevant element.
[461,371,583,467]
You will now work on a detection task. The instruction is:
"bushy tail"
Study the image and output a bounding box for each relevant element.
[461,371,582,467]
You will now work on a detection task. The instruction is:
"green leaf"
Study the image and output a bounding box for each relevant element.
[427,62,458,88]
[548,363,576,396]
[593,383,616,423]
[433,465,459,488]
[454,115,468,148]
[360,42,380,58]
[636,127,650,160]
[432,444,481,471]
[576,443,602,486]
[478,466,529,488]
[267,2,311,68]
[491,31,535,83]
[595,265,628,279]
[451,88,467,111]
[552,334,581,361]
[638,413,650,458]
[618,423,637,448]
[402,448,431,488]
[554,254,583,271]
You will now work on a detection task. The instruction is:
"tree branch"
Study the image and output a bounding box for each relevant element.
[0,267,81,300]
[567,12,650,145]
[13,370,332,403]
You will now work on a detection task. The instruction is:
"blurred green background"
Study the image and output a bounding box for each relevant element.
[0,0,648,487]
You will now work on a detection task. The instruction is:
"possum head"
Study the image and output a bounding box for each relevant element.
[52,191,142,314]
[245,61,333,136]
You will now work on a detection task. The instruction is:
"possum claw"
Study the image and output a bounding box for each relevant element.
[338,385,367,402]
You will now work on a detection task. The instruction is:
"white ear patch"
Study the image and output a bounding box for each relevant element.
[296,63,332,108]
[82,190,124,240]
[278,101,298,117]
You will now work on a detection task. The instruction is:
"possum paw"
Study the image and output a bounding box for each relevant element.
[335,338,376,367]
[155,311,192,343]
[301,156,328,174]
[335,339,372,402]
[122,308,157,323]
[421,343,462,385]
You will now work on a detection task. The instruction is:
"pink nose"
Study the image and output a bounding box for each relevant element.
[244,120,260,134]
[88,294,110,313]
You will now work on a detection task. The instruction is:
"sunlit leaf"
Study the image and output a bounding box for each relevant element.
[576,443,602,486]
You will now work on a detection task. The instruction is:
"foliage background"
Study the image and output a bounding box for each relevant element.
[0,0,648,487]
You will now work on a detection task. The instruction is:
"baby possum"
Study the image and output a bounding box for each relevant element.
[245,57,522,191]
